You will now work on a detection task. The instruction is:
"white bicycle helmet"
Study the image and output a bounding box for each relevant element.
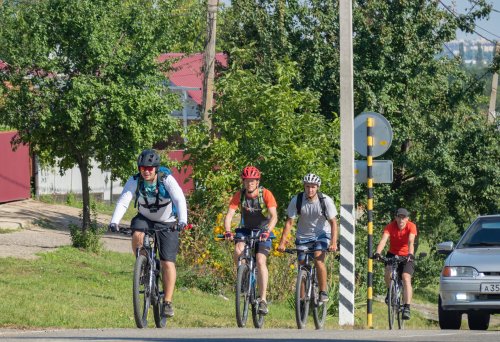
[303,173,321,186]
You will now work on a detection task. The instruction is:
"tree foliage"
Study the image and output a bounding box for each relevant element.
[0,0,183,230]
[217,0,499,295]
[186,52,339,219]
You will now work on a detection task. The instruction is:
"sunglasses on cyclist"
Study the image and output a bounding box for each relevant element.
[139,166,156,172]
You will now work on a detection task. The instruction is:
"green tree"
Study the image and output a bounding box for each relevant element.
[186,52,339,219]
[167,0,207,53]
[0,0,182,231]
[218,1,499,293]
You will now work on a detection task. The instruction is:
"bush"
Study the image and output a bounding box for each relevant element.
[69,203,105,253]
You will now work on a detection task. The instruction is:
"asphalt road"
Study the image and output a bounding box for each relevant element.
[1,328,500,342]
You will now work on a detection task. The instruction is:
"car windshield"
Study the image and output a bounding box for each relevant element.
[457,217,500,248]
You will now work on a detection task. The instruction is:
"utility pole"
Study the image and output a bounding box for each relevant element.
[488,42,499,124]
[339,0,355,327]
[201,0,218,131]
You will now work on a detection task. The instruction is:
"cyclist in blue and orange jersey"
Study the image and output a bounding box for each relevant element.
[223,166,278,315]
[277,173,338,303]
[108,149,187,318]
[373,208,418,320]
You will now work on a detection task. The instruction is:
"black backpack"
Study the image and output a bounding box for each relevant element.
[295,192,328,220]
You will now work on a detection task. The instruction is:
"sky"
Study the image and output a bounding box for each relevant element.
[441,0,500,42]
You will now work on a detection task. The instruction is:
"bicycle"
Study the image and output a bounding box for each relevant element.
[219,229,272,328]
[285,247,329,330]
[120,223,187,329]
[376,255,407,330]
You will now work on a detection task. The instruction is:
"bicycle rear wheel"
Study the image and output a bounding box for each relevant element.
[251,269,265,329]
[235,264,250,327]
[312,274,327,330]
[387,281,397,330]
[397,283,405,330]
[153,265,166,328]
[133,255,151,328]
[295,268,310,329]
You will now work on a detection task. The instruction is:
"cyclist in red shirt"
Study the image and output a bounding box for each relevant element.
[223,166,278,315]
[373,208,418,320]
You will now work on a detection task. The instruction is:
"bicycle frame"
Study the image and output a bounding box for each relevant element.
[138,230,162,301]
[383,255,406,330]
[133,225,178,329]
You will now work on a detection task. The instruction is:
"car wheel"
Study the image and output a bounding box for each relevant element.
[438,295,461,330]
[468,311,490,330]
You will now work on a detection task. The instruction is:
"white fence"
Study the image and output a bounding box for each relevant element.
[35,158,124,200]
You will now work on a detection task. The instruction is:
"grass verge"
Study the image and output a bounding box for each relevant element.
[0,246,440,330]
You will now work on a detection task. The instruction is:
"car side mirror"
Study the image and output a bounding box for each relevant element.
[436,241,454,255]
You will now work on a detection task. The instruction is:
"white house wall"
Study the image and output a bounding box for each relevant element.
[36,159,124,199]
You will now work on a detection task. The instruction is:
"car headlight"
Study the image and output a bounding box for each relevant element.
[442,266,479,277]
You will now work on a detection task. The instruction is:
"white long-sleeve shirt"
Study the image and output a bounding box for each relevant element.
[111,174,187,225]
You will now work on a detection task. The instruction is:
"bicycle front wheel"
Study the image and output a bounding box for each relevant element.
[387,280,397,330]
[251,268,265,329]
[133,255,151,328]
[397,283,405,330]
[235,264,250,327]
[312,274,327,330]
[295,268,310,329]
[153,265,166,328]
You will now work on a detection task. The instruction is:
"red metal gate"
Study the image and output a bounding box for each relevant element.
[0,131,31,203]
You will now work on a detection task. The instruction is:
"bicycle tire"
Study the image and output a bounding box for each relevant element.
[387,280,397,330]
[235,264,250,327]
[397,282,405,330]
[312,272,327,330]
[133,255,151,328]
[153,266,166,328]
[295,268,310,329]
[251,268,264,329]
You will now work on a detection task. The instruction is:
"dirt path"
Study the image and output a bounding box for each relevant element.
[0,199,130,259]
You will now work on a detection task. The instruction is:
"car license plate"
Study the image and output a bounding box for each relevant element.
[480,283,500,293]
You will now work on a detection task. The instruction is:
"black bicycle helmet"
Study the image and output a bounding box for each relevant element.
[137,149,161,168]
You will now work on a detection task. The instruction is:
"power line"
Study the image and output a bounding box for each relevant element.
[439,0,497,44]
[474,23,500,40]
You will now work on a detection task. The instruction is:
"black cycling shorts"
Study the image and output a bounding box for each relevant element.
[386,252,415,276]
[131,213,179,262]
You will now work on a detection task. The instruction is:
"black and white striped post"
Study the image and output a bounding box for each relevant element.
[366,117,374,328]
[339,0,356,326]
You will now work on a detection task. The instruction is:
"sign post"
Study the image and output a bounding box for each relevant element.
[354,112,393,328]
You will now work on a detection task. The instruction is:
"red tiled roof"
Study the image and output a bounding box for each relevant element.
[158,52,228,105]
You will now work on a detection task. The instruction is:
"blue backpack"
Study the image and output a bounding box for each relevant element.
[133,166,176,214]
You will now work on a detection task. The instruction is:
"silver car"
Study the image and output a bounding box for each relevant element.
[437,214,500,330]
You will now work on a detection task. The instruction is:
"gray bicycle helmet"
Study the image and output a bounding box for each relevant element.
[137,149,160,168]
[303,173,321,186]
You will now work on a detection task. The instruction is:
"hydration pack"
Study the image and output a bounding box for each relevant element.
[134,166,176,214]
[239,186,269,225]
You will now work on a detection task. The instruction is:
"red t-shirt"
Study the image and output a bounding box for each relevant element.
[384,220,418,256]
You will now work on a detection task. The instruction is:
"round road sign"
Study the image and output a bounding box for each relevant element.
[354,111,393,157]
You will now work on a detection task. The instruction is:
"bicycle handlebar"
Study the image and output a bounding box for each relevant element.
[374,255,407,264]
[215,234,275,241]
[112,223,193,235]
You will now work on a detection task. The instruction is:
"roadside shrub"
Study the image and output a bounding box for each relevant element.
[69,203,104,253]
